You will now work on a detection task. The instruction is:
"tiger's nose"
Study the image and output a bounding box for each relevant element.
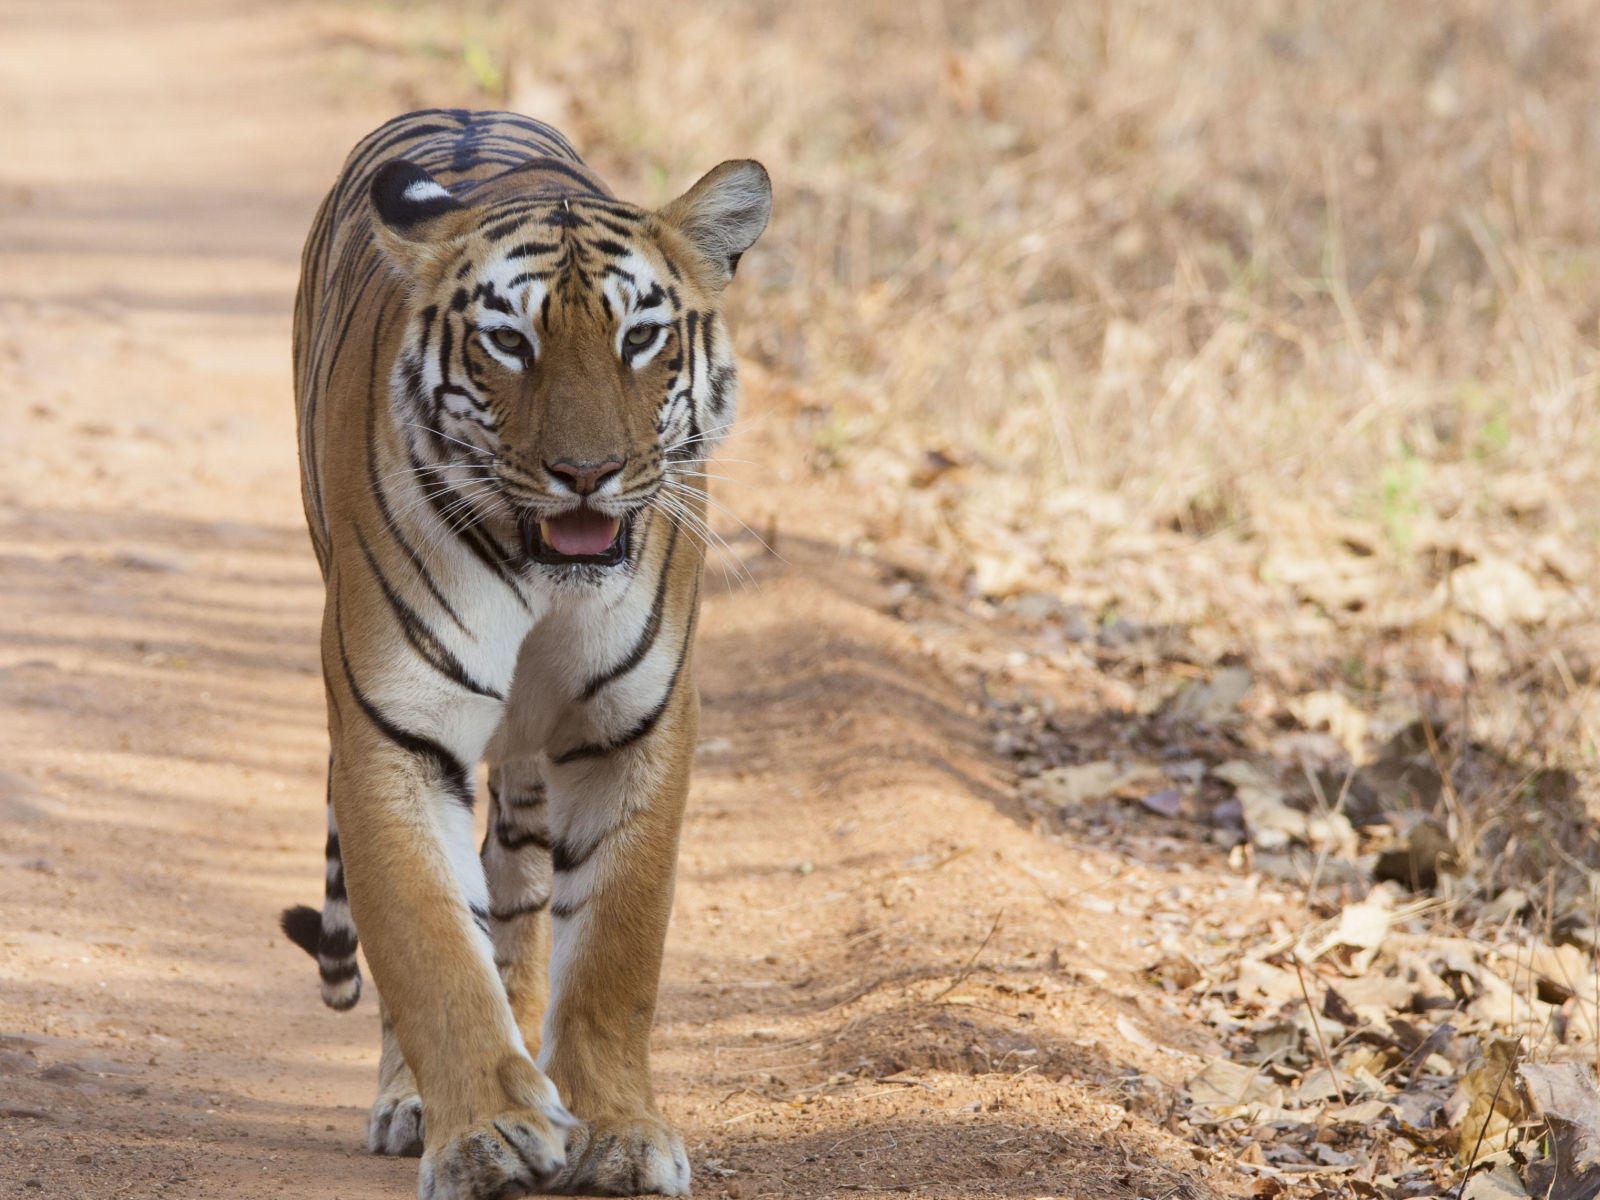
[546,458,625,495]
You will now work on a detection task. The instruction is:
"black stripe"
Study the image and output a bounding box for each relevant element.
[492,114,584,161]
[712,362,737,415]
[344,115,459,180]
[411,452,531,609]
[507,240,560,259]
[335,599,474,809]
[489,898,549,921]
[298,190,336,299]
[434,313,455,412]
[551,577,698,765]
[365,368,471,634]
[551,833,604,874]
[569,196,636,214]
[550,897,586,919]
[577,521,679,701]
[591,215,639,239]
[471,282,516,317]
[357,529,506,701]
[416,306,436,362]
[480,212,541,242]
[679,311,705,451]
[494,1120,545,1180]
[319,959,359,984]
[319,926,358,958]
[682,309,699,389]
[302,255,386,514]
[495,822,551,852]
[490,157,609,196]
[699,308,715,374]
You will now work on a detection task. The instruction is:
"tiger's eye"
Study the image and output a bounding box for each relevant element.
[489,328,530,355]
[625,325,658,348]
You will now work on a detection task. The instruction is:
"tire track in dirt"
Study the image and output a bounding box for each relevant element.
[0,4,1234,1197]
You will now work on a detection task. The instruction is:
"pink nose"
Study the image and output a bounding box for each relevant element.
[546,458,625,495]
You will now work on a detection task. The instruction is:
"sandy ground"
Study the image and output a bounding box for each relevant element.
[0,3,1242,1197]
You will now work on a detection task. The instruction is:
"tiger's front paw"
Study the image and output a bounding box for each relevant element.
[549,1115,690,1196]
[418,1106,573,1200]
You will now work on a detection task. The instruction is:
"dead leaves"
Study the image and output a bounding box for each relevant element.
[1214,760,1358,857]
[976,515,1600,1200]
[1170,666,1254,724]
[1177,889,1600,1198]
[1020,760,1167,808]
[1519,1063,1600,1200]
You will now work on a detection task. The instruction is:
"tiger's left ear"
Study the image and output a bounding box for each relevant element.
[369,159,476,282]
[659,160,772,289]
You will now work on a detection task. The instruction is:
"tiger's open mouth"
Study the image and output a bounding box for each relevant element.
[521,507,632,567]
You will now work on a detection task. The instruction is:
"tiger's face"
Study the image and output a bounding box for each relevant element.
[369,158,770,582]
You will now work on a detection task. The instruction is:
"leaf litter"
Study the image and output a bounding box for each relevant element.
[985,651,1600,1199]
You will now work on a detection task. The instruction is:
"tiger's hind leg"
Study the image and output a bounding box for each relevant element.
[482,760,556,1058]
[368,1000,424,1156]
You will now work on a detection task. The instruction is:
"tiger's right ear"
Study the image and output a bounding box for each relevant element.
[369,160,475,280]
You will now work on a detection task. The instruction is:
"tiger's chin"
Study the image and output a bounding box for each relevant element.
[518,508,636,581]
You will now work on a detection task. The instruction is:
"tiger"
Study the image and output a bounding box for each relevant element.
[278,108,770,1198]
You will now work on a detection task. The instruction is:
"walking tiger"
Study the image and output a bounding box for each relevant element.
[282,108,770,1198]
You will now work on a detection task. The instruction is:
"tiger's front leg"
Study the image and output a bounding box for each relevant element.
[530,670,700,1196]
[328,620,575,1199]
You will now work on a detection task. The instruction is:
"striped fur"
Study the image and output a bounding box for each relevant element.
[282,110,769,1198]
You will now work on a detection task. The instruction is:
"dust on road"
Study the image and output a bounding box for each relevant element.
[0,4,1231,1197]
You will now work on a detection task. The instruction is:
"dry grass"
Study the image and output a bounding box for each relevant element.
[326,0,1600,915]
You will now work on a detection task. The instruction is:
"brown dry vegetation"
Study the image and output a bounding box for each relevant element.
[344,0,1600,760]
[4,2,1600,1200]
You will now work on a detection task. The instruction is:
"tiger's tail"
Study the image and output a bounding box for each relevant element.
[280,795,362,1011]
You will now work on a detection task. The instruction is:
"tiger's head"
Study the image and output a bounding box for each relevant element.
[368,155,771,582]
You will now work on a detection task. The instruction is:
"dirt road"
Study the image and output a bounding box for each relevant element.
[0,3,1231,1197]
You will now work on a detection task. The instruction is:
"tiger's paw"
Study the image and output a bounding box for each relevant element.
[548,1116,690,1196]
[369,1088,425,1157]
[417,1106,574,1200]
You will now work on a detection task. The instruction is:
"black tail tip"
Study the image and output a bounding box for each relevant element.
[280,904,322,958]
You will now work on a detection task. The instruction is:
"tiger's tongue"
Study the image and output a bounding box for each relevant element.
[542,509,621,556]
